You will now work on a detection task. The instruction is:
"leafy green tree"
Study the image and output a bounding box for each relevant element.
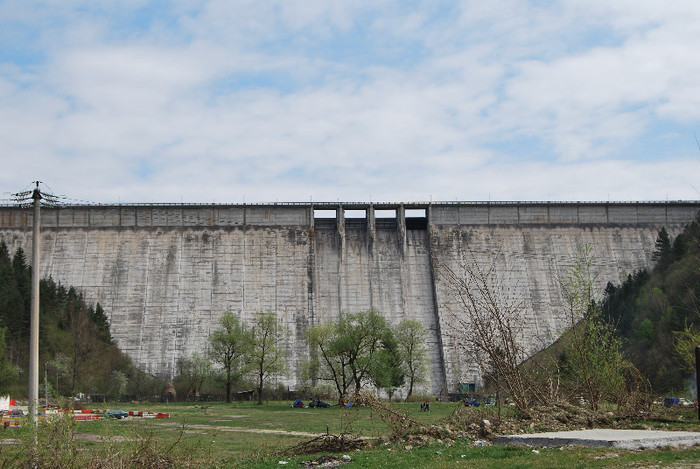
[370,332,404,400]
[560,244,628,410]
[49,354,71,396]
[306,322,353,403]
[208,312,252,403]
[336,310,392,394]
[673,324,700,375]
[250,312,286,405]
[125,366,165,401]
[109,370,128,400]
[395,319,428,401]
[306,310,395,403]
[174,352,213,399]
[636,318,655,343]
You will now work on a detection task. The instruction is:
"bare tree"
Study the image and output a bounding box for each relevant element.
[395,319,428,401]
[435,247,544,414]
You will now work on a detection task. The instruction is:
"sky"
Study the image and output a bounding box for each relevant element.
[2,1,700,204]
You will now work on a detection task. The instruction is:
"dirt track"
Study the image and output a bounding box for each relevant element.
[152,421,324,438]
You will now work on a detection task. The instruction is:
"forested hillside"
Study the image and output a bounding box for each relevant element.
[0,240,158,400]
[602,218,700,394]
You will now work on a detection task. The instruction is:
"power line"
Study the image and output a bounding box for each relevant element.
[8,181,65,208]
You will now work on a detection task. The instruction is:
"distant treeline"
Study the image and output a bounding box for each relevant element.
[0,240,162,400]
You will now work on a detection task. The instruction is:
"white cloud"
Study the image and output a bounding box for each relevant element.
[1,1,700,204]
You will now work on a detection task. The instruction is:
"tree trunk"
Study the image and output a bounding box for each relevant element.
[226,366,232,403]
[256,370,264,405]
[406,379,414,402]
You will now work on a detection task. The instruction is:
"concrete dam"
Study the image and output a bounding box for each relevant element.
[1,201,698,396]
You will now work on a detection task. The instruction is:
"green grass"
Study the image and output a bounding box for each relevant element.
[137,399,461,436]
[232,442,700,469]
[2,401,700,468]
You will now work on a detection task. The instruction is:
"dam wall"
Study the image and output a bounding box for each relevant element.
[1,201,698,396]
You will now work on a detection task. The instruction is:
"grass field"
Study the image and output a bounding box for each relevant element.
[2,401,700,468]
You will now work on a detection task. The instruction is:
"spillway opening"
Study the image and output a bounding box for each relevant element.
[406,208,428,230]
[375,209,397,229]
[313,209,337,229]
[344,209,367,229]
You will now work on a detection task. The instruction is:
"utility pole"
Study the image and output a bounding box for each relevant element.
[10,182,62,425]
[28,183,41,423]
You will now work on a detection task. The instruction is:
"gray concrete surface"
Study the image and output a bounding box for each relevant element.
[1,202,699,395]
[495,429,700,450]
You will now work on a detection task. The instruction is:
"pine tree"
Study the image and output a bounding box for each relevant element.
[652,227,672,266]
[90,303,112,344]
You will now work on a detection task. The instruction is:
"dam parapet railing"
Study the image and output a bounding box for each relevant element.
[1,201,699,230]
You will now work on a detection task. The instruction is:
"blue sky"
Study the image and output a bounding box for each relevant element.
[2,1,700,204]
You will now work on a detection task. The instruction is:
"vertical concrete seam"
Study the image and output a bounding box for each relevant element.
[337,204,344,315]
[242,207,247,311]
[398,204,408,317]
[275,229,279,315]
[174,229,185,378]
[367,204,375,309]
[398,204,406,258]
[209,228,215,353]
[110,229,119,341]
[308,218,316,326]
[426,207,448,395]
[137,237,151,370]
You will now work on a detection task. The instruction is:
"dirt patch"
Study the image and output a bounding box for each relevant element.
[154,421,322,438]
[75,433,130,442]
